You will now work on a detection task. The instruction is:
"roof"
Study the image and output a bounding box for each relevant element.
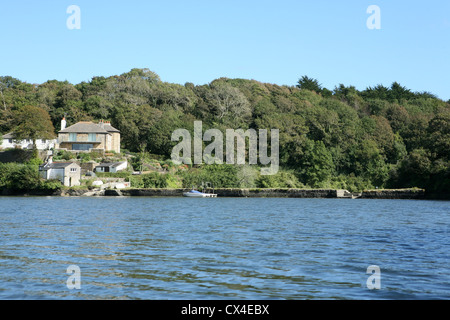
[103,124,120,133]
[2,132,14,139]
[59,121,120,134]
[39,162,80,170]
[96,162,126,168]
[2,132,56,140]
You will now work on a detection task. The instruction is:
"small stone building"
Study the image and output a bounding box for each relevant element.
[39,161,81,187]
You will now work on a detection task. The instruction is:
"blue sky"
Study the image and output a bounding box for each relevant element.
[1,0,449,100]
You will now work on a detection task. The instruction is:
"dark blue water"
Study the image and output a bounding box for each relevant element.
[0,197,448,299]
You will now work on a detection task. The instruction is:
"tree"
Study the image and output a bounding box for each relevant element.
[0,82,6,110]
[426,111,450,160]
[348,139,389,187]
[296,76,322,93]
[298,140,334,187]
[390,82,414,101]
[121,68,161,83]
[0,76,22,111]
[361,84,390,101]
[255,112,308,167]
[13,106,55,148]
[206,82,251,125]
[395,148,432,188]
[236,165,258,188]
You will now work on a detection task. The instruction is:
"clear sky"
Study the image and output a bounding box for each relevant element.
[1,0,449,100]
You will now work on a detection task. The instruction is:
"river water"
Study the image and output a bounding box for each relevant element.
[0,196,448,300]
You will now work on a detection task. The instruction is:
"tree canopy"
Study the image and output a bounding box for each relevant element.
[13,105,55,145]
[0,69,449,194]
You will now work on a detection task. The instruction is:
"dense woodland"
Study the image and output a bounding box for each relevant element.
[0,68,449,195]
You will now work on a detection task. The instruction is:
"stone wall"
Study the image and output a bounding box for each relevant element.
[2,186,432,199]
[118,188,338,198]
[360,189,426,199]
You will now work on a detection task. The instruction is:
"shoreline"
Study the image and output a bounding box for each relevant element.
[2,187,444,200]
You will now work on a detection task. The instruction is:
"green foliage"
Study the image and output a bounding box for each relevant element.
[0,69,448,194]
[95,172,131,179]
[297,140,334,188]
[328,174,373,193]
[178,164,239,188]
[129,172,181,188]
[256,170,303,188]
[297,76,323,93]
[142,172,169,188]
[53,150,76,161]
[77,152,92,163]
[4,164,40,191]
[0,163,61,193]
[347,139,390,188]
[13,105,55,144]
[26,156,43,166]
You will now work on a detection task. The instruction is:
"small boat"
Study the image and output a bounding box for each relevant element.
[183,189,217,198]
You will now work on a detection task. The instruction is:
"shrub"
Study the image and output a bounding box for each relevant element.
[0,163,62,193]
[256,170,304,188]
[129,172,179,188]
[178,164,239,188]
[94,172,131,179]
[142,172,168,188]
[53,150,76,161]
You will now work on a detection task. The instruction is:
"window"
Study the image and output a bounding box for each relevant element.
[69,133,77,141]
[8,139,13,143]
[88,133,96,142]
[72,143,93,151]
[70,168,77,172]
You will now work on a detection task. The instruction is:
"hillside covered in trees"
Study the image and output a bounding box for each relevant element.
[0,69,449,195]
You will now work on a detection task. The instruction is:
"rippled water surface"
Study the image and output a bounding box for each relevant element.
[0,196,448,299]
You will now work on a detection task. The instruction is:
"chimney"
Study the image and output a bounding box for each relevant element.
[99,119,105,128]
[61,117,66,131]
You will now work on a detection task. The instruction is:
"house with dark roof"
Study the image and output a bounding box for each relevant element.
[56,118,120,153]
[39,159,81,187]
[1,132,56,150]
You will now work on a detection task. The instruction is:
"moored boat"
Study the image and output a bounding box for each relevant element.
[183,189,217,197]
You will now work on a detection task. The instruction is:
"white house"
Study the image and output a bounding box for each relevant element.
[1,132,56,150]
[39,159,81,187]
[94,161,128,173]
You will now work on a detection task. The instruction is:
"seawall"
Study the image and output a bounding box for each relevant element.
[1,187,437,199]
[360,189,426,199]
[119,188,339,198]
[112,188,429,199]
